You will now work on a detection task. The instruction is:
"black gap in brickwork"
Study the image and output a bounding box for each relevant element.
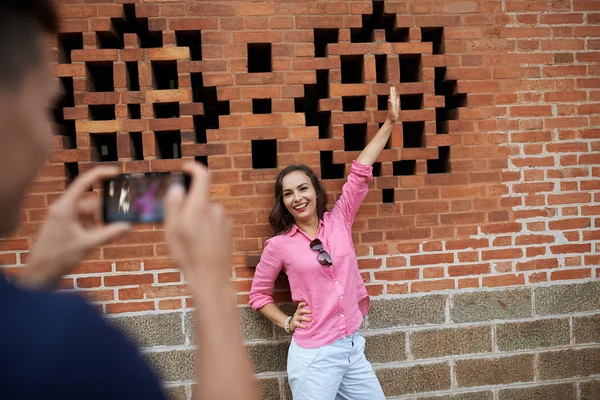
[382,188,394,203]
[126,62,140,91]
[317,112,332,139]
[251,140,277,169]
[377,95,388,111]
[341,55,364,84]
[89,105,115,121]
[64,162,79,187]
[59,77,75,108]
[155,131,181,159]
[193,115,207,143]
[191,73,204,103]
[195,156,208,166]
[399,54,422,83]
[344,124,367,151]
[91,133,118,162]
[57,33,83,64]
[342,96,366,112]
[372,162,382,177]
[128,104,141,119]
[123,4,162,48]
[375,54,388,83]
[129,132,144,160]
[393,160,415,176]
[86,62,114,92]
[175,30,202,61]
[427,146,450,174]
[314,29,339,58]
[421,27,445,55]
[253,99,272,114]
[190,74,230,129]
[96,31,124,49]
[248,43,272,73]
[52,78,76,149]
[152,61,178,90]
[401,94,423,110]
[434,67,467,134]
[403,121,425,148]
[320,151,345,180]
[153,103,180,119]
[351,1,409,43]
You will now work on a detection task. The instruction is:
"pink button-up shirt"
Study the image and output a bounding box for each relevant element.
[249,161,373,349]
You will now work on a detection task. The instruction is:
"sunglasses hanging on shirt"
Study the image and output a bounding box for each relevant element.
[310,238,332,267]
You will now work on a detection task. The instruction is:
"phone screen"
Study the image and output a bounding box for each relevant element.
[102,172,190,224]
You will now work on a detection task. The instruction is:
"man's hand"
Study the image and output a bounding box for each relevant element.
[164,162,233,294]
[21,167,131,289]
[386,85,399,124]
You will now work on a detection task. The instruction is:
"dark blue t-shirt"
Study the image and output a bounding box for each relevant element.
[0,274,167,400]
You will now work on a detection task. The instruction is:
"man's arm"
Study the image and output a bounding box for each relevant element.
[165,163,260,400]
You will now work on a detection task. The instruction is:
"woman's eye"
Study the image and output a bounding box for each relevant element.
[300,187,307,191]
[283,192,291,197]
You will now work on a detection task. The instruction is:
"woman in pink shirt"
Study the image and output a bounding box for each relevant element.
[249,87,399,399]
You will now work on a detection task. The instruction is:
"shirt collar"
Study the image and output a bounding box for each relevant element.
[286,219,324,237]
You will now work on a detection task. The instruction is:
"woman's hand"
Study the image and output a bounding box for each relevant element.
[290,301,312,332]
[386,85,400,124]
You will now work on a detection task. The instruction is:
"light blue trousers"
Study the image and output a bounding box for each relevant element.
[287,332,386,400]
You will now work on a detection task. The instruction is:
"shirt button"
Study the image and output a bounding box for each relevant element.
[341,314,344,318]
[335,281,339,284]
[340,296,343,300]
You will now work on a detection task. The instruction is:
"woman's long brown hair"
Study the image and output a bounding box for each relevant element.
[269,165,328,235]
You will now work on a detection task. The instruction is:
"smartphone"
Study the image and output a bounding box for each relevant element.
[102,172,191,224]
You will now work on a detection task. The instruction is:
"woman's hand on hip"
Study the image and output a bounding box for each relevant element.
[290,301,312,332]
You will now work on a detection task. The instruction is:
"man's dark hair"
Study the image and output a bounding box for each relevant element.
[0,0,58,88]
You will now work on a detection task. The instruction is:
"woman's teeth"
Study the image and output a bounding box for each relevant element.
[294,203,308,212]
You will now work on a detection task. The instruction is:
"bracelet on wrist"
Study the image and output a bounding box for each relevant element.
[284,316,293,333]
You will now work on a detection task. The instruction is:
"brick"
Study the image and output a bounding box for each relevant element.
[105,302,154,314]
[376,363,451,397]
[144,350,195,382]
[455,354,534,387]
[535,281,600,315]
[581,380,600,400]
[364,332,406,363]
[109,312,185,347]
[247,342,288,373]
[411,326,491,359]
[539,348,600,380]
[452,289,532,323]
[498,383,576,400]
[573,315,600,344]
[368,296,446,329]
[496,318,570,351]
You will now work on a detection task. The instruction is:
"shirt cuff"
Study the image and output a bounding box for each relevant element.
[351,161,374,181]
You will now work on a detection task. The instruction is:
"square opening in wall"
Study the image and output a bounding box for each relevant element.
[343,124,367,151]
[126,62,140,91]
[372,162,382,177]
[128,104,141,119]
[421,27,445,55]
[314,29,339,58]
[89,105,116,121]
[386,27,410,43]
[427,146,450,174]
[375,54,387,83]
[155,131,181,159]
[96,31,124,49]
[403,121,425,148]
[377,95,388,111]
[91,133,118,162]
[382,188,394,203]
[399,54,422,83]
[320,151,345,180]
[317,112,332,139]
[193,115,207,144]
[86,62,114,92]
[64,162,79,187]
[153,103,180,119]
[175,30,202,61]
[248,43,272,73]
[129,132,144,160]
[252,99,272,114]
[195,156,208,166]
[58,33,83,64]
[393,160,416,176]
[342,96,366,112]
[152,61,178,90]
[341,55,364,84]
[251,139,277,169]
[400,94,423,110]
